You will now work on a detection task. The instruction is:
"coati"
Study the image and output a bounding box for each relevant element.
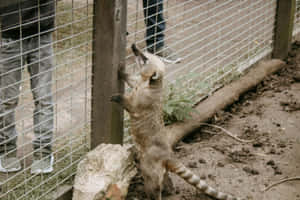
[111,44,242,200]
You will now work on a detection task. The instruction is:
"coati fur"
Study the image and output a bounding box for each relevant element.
[111,44,242,200]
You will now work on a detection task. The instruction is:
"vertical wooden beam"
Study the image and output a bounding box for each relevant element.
[91,0,127,148]
[273,0,295,59]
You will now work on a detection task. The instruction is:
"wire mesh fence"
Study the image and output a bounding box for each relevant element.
[294,0,300,36]
[126,0,277,104]
[124,0,277,132]
[0,0,93,199]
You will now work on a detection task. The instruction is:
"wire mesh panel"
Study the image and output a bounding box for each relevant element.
[294,0,300,36]
[0,0,93,199]
[126,0,277,104]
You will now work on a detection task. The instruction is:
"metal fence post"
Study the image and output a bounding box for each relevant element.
[273,0,296,59]
[91,0,127,148]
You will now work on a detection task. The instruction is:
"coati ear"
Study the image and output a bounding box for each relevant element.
[132,44,148,65]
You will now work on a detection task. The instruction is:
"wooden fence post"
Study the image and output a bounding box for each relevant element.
[273,0,296,59]
[91,0,127,148]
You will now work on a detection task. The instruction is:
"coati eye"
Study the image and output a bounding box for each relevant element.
[150,72,160,85]
[151,72,160,80]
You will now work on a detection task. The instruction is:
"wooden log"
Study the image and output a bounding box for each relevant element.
[165,59,285,147]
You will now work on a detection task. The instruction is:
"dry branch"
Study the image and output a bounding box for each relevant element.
[263,176,300,192]
[198,123,253,143]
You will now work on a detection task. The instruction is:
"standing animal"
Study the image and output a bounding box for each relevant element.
[111,44,242,200]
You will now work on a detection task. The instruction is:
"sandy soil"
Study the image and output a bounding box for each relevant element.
[126,43,300,200]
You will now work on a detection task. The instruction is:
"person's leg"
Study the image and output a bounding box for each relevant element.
[0,38,22,172]
[143,0,165,52]
[143,0,181,64]
[27,33,54,173]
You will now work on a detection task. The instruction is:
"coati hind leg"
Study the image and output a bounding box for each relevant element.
[139,153,165,200]
[162,172,175,196]
[138,143,173,200]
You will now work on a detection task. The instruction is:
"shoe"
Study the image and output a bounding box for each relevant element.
[148,46,182,64]
[31,154,54,174]
[0,152,21,173]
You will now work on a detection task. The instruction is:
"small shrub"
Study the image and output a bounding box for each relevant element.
[163,82,197,125]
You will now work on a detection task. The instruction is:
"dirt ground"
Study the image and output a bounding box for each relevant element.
[126,43,300,200]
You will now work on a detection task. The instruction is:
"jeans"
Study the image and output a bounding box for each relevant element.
[0,33,54,156]
[143,0,165,51]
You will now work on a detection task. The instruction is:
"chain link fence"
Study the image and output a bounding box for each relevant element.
[0,0,92,199]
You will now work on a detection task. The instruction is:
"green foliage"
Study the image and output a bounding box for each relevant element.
[162,66,241,125]
[163,80,198,125]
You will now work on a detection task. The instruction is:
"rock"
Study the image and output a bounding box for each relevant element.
[208,174,216,180]
[269,148,276,154]
[217,162,224,167]
[252,142,263,148]
[200,174,207,179]
[266,160,275,166]
[243,166,259,175]
[271,165,282,175]
[72,144,137,200]
[188,161,198,168]
[104,184,123,200]
[277,141,286,148]
[198,158,207,164]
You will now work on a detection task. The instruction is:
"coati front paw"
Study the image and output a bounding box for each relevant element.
[118,68,126,80]
[110,94,123,104]
[118,62,126,80]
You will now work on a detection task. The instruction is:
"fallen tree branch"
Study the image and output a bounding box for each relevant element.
[164,59,285,147]
[263,176,300,192]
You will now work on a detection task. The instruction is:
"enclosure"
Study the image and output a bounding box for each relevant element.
[0,0,298,199]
